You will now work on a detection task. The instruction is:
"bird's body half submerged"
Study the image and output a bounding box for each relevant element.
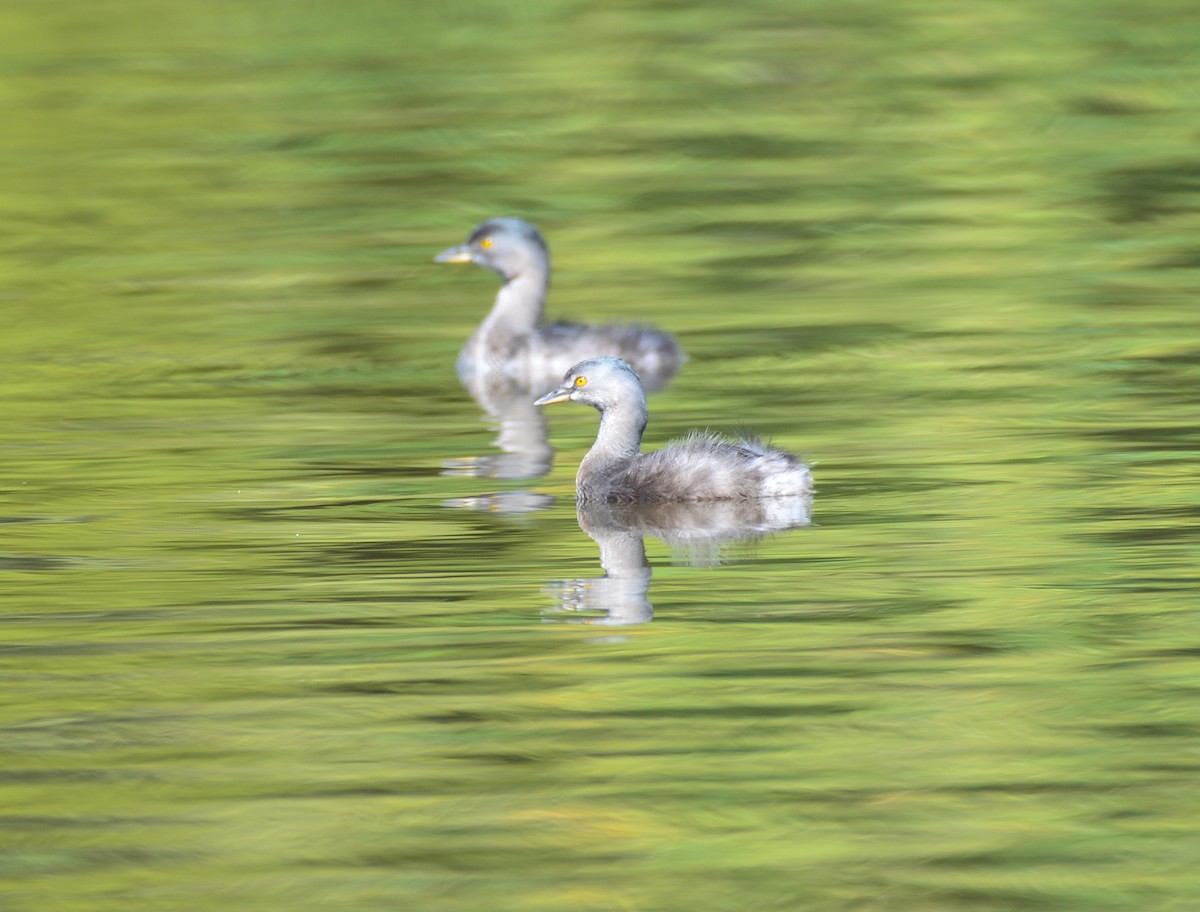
[535,357,812,504]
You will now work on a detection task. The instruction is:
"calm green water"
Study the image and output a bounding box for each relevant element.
[3,1,1199,910]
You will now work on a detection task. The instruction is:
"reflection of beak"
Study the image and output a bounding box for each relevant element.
[534,383,574,406]
[434,244,474,264]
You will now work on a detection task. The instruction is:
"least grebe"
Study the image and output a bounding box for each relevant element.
[535,357,813,504]
[436,218,683,390]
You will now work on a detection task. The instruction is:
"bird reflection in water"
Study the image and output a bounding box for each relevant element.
[441,375,556,481]
[548,496,813,626]
[435,218,682,483]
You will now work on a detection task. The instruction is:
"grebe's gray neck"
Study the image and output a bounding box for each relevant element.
[483,269,548,335]
[459,262,550,377]
[578,393,647,491]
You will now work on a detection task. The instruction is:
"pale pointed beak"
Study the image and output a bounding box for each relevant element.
[434,244,474,264]
[534,384,574,407]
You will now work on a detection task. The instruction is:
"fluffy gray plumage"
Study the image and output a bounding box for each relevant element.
[535,357,813,504]
[436,218,683,390]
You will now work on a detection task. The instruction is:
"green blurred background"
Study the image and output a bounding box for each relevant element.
[2,1,1198,910]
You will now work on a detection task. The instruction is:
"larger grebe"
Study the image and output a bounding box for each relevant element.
[436,218,683,390]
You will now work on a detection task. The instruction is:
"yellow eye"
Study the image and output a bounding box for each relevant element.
[575,376,587,387]
[480,237,494,250]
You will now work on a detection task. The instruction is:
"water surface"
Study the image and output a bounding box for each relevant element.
[2,2,1199,910]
